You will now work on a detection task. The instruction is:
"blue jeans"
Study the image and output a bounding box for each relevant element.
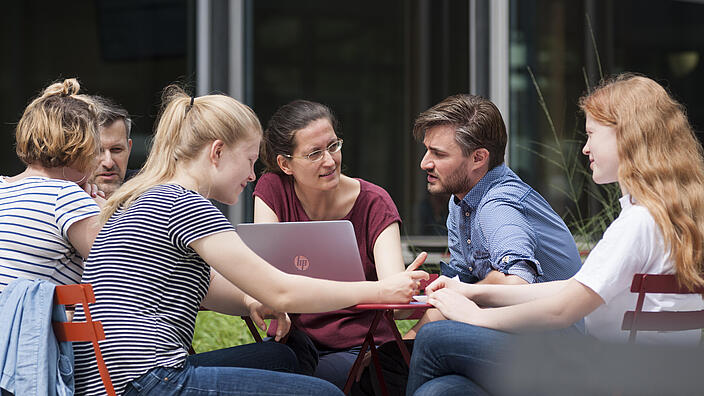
[124,342,343,395]
[406,321,510,396]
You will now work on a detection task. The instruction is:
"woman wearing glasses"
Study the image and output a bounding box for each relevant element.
[254,100,410,389]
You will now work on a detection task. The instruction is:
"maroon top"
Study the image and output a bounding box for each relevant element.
[253,172,402,349]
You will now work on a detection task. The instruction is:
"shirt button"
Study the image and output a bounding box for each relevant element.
[465,212,470,217]
[468,267,473,272]
[466,239,471,244]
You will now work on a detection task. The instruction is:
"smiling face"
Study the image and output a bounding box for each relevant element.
[90,120,132,197]
[211,136,260,205]
[279,118,341,191]
[583,113,620,184]
[420,125,481,200]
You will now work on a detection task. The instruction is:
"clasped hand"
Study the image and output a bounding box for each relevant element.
[425,275,480,323]
[246,299,291,342]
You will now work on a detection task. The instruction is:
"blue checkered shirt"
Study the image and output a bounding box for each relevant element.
[443,164,582,283]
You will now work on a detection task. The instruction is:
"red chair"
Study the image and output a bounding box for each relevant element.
[53,284,116,396]
[621,273,704,343]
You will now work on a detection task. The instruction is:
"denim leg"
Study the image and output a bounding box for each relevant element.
[275,327,320,376]
[413,374,488,396]
[406,321,511,396]
[313,347,361,389]
[187,341,299,373]
[124,363,344,396]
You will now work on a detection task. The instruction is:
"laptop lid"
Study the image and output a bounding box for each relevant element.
[236,220,366,282]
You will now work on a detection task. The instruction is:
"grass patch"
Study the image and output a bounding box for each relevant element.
[193,310,418,353]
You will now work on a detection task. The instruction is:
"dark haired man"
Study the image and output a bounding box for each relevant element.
[357,95,581,395]
[411,94,581,295]
[87,96,133,198]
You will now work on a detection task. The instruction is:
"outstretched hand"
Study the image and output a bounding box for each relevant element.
[377,252,429,303]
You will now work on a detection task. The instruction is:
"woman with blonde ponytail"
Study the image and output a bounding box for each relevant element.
[405,74,704,395]
[72,86,428,396]
[0,78,104,291]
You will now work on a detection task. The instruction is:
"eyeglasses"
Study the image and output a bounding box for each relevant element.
[283,139,343,162]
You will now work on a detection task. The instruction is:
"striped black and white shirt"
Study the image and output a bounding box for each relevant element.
[0,176,99,291]
[73,184,234,395]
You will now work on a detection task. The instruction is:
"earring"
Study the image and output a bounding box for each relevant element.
[62,167,88,185]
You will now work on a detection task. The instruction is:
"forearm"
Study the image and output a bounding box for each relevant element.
[266,274,381,313]
[471,297,575,332]
[477,270,530,285]
[373,223,405,280]
[466,279,571,307]
[203,268,372,315]
[463,279,602,332]
[201,271,251,316]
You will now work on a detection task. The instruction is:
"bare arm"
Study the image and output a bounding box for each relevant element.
[201,269,251,316]
[372,222,405,280]
[66,215,101,259]
[190,231,428,314]
[404,275,571,338]
[429,279,603,332]
[477,270,529,285]
[427,275,572,307]
[253,196,279,223]
[202,269,291,340]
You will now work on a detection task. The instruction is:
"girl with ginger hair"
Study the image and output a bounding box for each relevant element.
[0,78,104,291]
[406,74,704,395]
[72,86,427,395]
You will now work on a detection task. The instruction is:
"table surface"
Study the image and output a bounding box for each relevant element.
[352,302,432,310]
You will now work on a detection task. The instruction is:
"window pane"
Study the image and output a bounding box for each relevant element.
[252,0,469,235]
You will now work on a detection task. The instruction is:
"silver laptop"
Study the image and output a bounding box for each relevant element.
[236,220,366,282]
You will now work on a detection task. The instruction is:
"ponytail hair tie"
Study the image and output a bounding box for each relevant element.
[185,93,196,115]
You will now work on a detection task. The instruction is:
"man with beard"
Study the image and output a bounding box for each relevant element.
[355,94,582,396]
[87,96,134,198]
[410,94,581,298]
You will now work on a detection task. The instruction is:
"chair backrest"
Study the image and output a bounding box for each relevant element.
[620,273,704,343]
[53,284,116,396]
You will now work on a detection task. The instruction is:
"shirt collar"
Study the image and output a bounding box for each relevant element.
[619,194,634,210]
[453,163,508,209]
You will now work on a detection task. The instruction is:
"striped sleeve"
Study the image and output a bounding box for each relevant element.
[54,184,100,239]
[168,191,235,252]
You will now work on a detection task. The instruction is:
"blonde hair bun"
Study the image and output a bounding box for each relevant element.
[41,78,81,98]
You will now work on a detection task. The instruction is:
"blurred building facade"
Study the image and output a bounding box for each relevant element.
[2,0,703,241]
